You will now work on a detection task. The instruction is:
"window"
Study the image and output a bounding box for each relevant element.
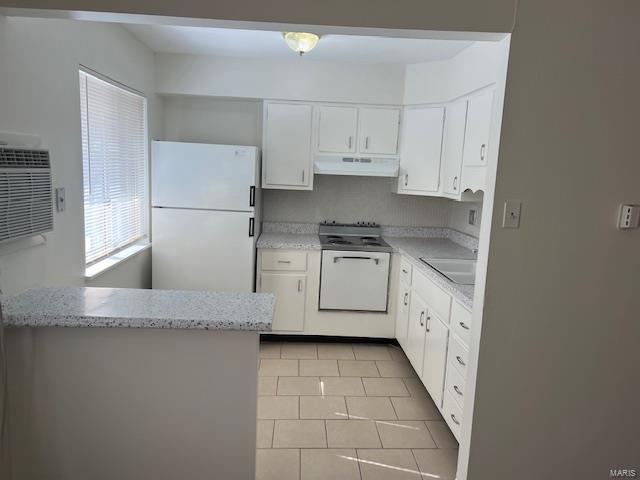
[79,69,148,266]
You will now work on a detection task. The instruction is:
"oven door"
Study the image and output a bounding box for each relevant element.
[320,250,390,312]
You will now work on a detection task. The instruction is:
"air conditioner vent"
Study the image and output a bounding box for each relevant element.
[0,147,53,243]
[0,148,51,168]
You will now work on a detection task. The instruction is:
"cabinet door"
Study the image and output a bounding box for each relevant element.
[317,105,358,153]
[263,102,313,188]
[405,292,428,376]
[260,273,306,331]
[442,100,468,196]
[397,106,444,193]
[359,107,401,155]
[395,282,411,349]
[422,314,449,407]
[462,90,493,167]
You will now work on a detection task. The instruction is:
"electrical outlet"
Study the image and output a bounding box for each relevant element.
[502,200,521,229]
[55,187,66,213]
[618,204,640,229]
[468,209,477,226]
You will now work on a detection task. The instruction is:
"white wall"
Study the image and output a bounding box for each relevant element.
[0,16,162,294]
[162,95,262,146]
[155,53,405,105]
[404,41,505,104]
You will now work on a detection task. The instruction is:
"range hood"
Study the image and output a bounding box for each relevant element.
[314,156,399,177]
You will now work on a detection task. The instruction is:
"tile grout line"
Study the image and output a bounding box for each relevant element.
[389,395,400,421]
[323,418,328,449]
[410,448,423,476]
[355,447,364,480]
[270,418,275,448]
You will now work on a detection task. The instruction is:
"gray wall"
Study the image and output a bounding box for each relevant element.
[448,201,482,237]
[162,95,262,147]
[263,176,452,227]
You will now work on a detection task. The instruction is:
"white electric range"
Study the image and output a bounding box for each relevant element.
[318,222,392,312]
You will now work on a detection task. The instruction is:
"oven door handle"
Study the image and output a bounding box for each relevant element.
[332,256,380,265]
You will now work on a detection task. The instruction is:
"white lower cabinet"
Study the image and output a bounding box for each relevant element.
[395,281,411,350]
[396,254,474,443]
[443,390,463,439]
[406,292,427,377]
[421,313,449,407]
[260,273,306,331]
[258,250,308,332]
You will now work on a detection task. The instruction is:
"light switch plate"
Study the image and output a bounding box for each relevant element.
[502,200,521,229]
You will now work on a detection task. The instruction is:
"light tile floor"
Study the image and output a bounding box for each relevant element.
[256,341,458,480]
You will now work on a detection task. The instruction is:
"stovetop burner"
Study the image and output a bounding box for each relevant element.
[319,223,392,253]
[328,238,352,245]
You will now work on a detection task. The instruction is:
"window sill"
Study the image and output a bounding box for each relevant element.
[84,242,151,280]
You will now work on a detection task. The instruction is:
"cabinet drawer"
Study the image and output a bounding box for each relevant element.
[445,360,466,409]
[448,333,469,378]
[261,250,307,271]
[399,257,412,286]
[443,391,463,442]
[412,270,451,321]
[451,301,472,345]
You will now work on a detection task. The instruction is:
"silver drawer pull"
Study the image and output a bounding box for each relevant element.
[277,260,292,264]
[425,315,431,332]
[453,385,463,396]
[456,355,466,367]
[403,292,408,306]
[459,321,470,330]
[419,311,425,327]
[333,256,380,265]
[450,413,460,426]
[402,269,408,274]
[297,279,303,292]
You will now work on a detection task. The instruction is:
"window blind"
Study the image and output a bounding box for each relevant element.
[79,70,148,265]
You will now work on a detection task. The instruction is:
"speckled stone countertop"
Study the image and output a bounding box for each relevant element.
[2,287,275,331]
[384,237,477,308]
[256,232,322,250]
[257,222,477,308]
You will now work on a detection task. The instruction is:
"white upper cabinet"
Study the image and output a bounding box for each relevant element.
[263,101,313,190]
[358,107,401,155]
[397,106,445,194]
[315,105,401,156]
[441,100,468,197]
[317,105,358,153]
[463,90,493,167]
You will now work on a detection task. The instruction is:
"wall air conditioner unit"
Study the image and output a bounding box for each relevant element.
[0,146,53,243]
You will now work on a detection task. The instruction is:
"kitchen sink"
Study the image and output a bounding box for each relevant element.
[419,258,477,285]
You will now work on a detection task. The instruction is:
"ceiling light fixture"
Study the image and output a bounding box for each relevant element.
[282,32,320,56]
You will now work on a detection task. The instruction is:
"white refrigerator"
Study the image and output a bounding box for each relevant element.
[151,141,261,292]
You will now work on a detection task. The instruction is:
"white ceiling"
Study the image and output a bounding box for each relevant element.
[124,25,473,64]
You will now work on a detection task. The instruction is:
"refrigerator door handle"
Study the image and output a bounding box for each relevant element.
[249,186,256,207]
[249,217,255,237]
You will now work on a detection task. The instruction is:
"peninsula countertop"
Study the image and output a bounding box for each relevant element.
[2,287,275,331]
